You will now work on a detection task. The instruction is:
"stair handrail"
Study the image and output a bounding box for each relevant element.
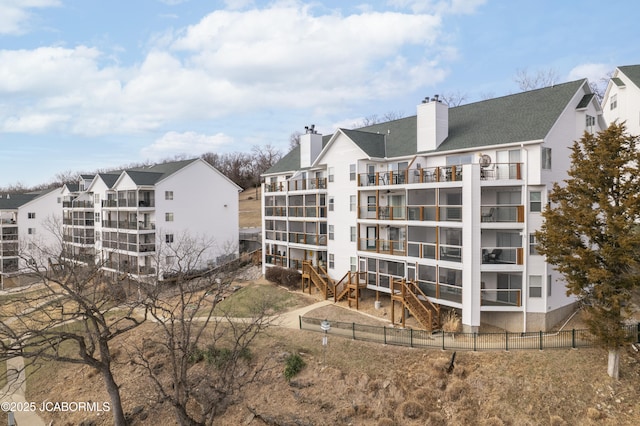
[404,280,441,315]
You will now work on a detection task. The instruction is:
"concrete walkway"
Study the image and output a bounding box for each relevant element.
[1,356,46,426]
[274,299,334,329]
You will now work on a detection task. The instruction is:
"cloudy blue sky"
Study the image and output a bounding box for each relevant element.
[1,0,638,186]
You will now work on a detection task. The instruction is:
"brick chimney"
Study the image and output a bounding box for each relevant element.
[417,95,448,152]
[299,124,323,168]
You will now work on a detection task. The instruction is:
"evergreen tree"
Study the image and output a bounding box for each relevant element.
[536,122,640,379]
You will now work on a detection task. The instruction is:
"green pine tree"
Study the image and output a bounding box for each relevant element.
[536,122,640,379]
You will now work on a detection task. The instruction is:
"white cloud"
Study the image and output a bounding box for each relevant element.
[0,0,61,35]
[387,0,486,15]
[141,131,234,160]
[0,3,461,137]
[567,63,613,84]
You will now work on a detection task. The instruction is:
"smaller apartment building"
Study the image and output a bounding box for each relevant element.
[57,158,241,280]
[0,189,62,287]
[263,79,608,332]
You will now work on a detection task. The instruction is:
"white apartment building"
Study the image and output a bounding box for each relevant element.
[602,65,640,136]
[262,79,607,332]
[60,158,241,280]
[0,188,62,288]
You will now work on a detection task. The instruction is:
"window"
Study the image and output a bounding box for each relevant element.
[328,197,334,212]
[529,275,542,298]
[541,147,552,170]
[165,234,174,243]
[367,196,376,212]
[529,234,539,255]
[57,197,61,204]
[28,228,36,235]
[329,225,334,240]
[166,256,175,266]
[350,226,356,242]
[28,212,36,219]
[328,167,335,182]
[165,191,174,200]
[94,194,100,204]
[329,253,335,269]
[610,94,617,110]
[530,191,542,213]
[586,114,595,128]
[349,195,356,212]
[95,212,100,222]
[350,257,357,272]
[165,212,174,222]
[349,164,356,181]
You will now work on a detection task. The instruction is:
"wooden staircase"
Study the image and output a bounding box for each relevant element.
[301,262,367,307]
[390,278,441,331]
[302,261,335,300]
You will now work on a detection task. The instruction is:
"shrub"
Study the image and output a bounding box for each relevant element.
[281,268,302,289]
[265,266,301,289]
[265,266,284,284]
[284,353,305,381]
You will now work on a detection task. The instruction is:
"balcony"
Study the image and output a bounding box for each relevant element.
[287,206,327,218]
[481,247,524,265]
[480,163,522,181]
[287,178,327,191]
[265,182,286,193]
[358,166,463,187]
[480,205,524,223]
[62,200,94,209]
[288,232,327,246]
[481,289,521,307]
[417,281,462,304]
[264,206,287,217]
[359,238,406,256]
[102,220,156,231]
[265,254,288,267]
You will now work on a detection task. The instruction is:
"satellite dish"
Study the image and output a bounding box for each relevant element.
[479,154,492,168]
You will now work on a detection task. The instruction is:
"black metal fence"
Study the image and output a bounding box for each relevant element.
[300,316,640,351]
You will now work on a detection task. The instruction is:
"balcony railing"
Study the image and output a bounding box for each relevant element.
[417,281,462,304]
[101,199,155,208]
[288,232,327,246]
[62,200,94,208]
[102,220,156,230]
[265,254,287,267]
[481,205,525,223]
[359,238,406,256]
[264,230,287,242]
[264,206,287,217]
[288,178,327,191]
[358,166,463,187]
[481,247,524,265]
[287,206,327,218]
[265,182,286,193]
[481,289,521,307]
[407,242,436,259]
[357,163,523,187]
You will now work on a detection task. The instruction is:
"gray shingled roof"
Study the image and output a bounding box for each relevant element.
[265,80,586,174]
[97,173,121,189]
[619,65,640,88]
[576,93,594,109]
[0,193,40,209]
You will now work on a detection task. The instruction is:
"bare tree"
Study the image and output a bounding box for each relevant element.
[352,111,405,129]
[130,236,274,425]
[0,218,147,426]
[514,68,560,91]
[438,91,468,107]
[289,131,302,150]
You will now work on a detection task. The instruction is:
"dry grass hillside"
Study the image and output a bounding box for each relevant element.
[17,276,640,426]
[240,187,262,228]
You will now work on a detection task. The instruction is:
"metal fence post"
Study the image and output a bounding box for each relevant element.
[442,331,445,350]
[384,326,387,345]
[505,331,509,351]
[352,322,356,340]
[410,329,413,348]
[299,315,302,330]
[539,330,543,351]
[473,332,477,351]
[572,329,576,349]
[637,323,640,343]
